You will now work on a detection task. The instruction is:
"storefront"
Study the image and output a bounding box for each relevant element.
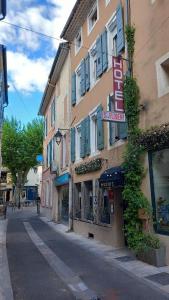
[55,172,70,224]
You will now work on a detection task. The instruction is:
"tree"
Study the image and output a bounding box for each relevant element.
[2,117,43,206]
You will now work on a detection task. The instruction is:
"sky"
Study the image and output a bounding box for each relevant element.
[1,0,76,124]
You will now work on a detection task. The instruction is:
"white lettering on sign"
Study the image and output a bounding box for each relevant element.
[102,111,126,123]
[112,56,124,112]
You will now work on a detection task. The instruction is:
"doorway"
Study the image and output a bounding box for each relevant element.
[61,185,69,223]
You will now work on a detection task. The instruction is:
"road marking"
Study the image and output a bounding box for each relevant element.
[24,222,99,300]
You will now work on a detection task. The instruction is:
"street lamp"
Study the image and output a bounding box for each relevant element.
[54,128,69,145]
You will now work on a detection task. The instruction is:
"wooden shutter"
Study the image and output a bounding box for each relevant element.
[96,35,103,78]
[71,72,76,106]
[85,116,91,156]
[116,3,125,54]
[80,120,85,158]
[109,95,114,146]
[85,54,90,92]
[97,105,104,150]
[102,29,108,73]
[80,59,86,96]
[71,127,76,162]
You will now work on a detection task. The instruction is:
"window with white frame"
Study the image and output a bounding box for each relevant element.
[75,65,81,103]
[90,111,97,155]
[107,14,117,68]
[105,0,111,6]
[50,98,55,127]
[88,1,98,34]
[62,134,66,168]
[76,125,81,161]
[156,52,169,98]
[75,29,82,54]
[90,44,97,88]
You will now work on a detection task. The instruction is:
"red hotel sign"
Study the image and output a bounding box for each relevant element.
[102,111,125,123]
[112,56,124,112]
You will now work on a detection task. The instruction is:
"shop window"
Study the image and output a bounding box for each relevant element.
[149,149,169,234]
[84,181,94,221]
[88,1,98,34]
[74,183,82,219]
[99,189,111,224]
[156,52,169,97]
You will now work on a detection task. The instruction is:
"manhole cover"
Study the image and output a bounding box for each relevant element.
[115,255,136,262]
[146,272,169,285]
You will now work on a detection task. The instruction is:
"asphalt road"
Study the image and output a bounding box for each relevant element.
[6,208,169,300]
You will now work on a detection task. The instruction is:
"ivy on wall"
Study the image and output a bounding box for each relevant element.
[122,25,160,253]
[75,158,103,175]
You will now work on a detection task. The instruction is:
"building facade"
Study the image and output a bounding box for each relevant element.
[39,43,71,224]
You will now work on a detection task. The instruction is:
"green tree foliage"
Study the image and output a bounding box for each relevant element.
[2,117,43,204]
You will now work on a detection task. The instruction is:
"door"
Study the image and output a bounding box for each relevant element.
[61,185,69,223]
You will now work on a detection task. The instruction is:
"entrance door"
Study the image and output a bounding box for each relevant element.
[61,186,69,223]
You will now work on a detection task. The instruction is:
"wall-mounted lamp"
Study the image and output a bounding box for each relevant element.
[54,128,69,145]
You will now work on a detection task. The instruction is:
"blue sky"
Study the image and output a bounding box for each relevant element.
[0,0,76,124]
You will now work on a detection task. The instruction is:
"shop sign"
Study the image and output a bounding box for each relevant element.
[112,56,124,112]
[99,181,115,188]
[102,111,125,123]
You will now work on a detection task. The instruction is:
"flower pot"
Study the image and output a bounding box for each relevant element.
[137,246,166,267]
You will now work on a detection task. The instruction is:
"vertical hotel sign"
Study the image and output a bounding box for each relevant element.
[112,56,124,112]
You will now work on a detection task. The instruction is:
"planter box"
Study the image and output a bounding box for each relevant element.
[137,246,166,267]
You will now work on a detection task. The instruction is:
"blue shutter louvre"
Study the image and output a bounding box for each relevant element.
[102,29,108,73]
[85,54,90,92]
[80,120,85,158]
[71,72,76,106]
[116,3,125,54]
[47,144,48,166]
[118,122,128,139]
[96,35,103,78]
[85,116,91,156]
[71,128,76,162]
[97,105,104,150]
[109,95,114,146]
[80,59,86,96]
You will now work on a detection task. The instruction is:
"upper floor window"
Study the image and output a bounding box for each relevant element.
[107,15,117,68]
[75,65,81,103]
[156,52,169,98]
[90,44,97,88]
[88,1,98,34]
[76,125,81,161]
[50,98,55,127]
[44,116,48,137]
[90,111,98,155]
[62,134,66,168]
[75,29,82,55]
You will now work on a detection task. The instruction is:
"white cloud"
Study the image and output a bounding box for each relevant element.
[7,51,53,93]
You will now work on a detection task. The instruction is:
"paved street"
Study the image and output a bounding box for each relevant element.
[1,207,169,300]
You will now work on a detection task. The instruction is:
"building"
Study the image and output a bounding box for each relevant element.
[39,43,71,224]
[23,166,42,203]
[0,167,13,204]
[61,0,128,247]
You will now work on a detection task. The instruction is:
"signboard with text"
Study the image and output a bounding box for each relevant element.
[112,56,124,112]
[102,111,125,123]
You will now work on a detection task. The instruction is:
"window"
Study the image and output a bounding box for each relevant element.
[75,65,81,103]
[99,189,111,224]
[44,116,48,137]
[156,52,169,97]
[107,15,117,68]
[62,134,66,168]
[84,181,94,221]
[90,111,97,155]
[74,183,82,219]
[105,0,110,6]
[75,29,82,54]
[149,149,169,234]
[76,125,81,161]
[50,98,55,127]
[90,44,97,87]
[88,1,98,34]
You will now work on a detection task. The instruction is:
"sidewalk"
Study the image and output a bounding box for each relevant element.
[40,216,169,297]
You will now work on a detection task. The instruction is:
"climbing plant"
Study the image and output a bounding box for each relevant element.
[122,25,159,253]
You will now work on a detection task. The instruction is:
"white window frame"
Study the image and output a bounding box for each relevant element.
[89,42,98,88]
[50,97,55,128]
[75,28,83,55]
[106,13,117,70]
[105,0,111,6]
[75,124,81,161]
[89,106,99,156]
[75,64,81,104]
[156,51,169,98]
[87,0,99,35]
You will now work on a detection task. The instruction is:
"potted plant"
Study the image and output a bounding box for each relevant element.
[136,233,166,267]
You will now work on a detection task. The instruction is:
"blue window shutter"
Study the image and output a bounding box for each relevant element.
[80,120,85,158]
[80,59,86,96]
[47,144,48,166]
[85,116,91,156]
[85,54,90,92]
[71,72,76,106]
[50,140,52,164]
[97,105,104,150]
[45,117,48,137]
[118,122,128,139]
[116,3,125,54]
[109,95,114,146]
[71,128,76,162]
[102,29,108,73]
[96,35,103,78]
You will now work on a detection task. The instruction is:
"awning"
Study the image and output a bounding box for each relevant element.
[55,173,70,187]
[99,166,125,188]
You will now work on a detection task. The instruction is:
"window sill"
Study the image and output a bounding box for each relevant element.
[108,139,126,150]
[90,151,100,158]
[73,218,112,228]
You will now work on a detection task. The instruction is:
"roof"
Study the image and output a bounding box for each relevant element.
[38,42,69,115]
[60,0,95,41]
